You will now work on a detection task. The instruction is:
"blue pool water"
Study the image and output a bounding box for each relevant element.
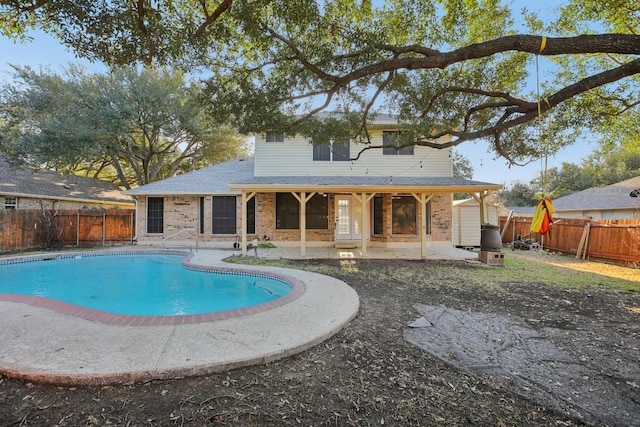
[0,254,292,316]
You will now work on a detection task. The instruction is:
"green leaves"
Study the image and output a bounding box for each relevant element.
[2,0,639,168]
[499,147,640,206]
[0,65,247,188]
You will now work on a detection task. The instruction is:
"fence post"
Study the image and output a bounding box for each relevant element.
[583,222,591,260]
[102,211,106,247]
[76,212,80,247]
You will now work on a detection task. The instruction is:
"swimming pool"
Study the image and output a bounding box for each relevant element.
[0,253,293,316]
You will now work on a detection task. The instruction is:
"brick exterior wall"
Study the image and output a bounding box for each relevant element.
[136,195,203,243]
[135,192,452,247]
[369,193,451,244]
[430,194,452,241]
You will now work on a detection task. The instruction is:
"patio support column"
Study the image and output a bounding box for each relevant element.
[351,192,376,257]
[483,191,492,223]
[240,191,256,256]
[471,190,490,224]
[411,193,434,260]
[292,191,316,258]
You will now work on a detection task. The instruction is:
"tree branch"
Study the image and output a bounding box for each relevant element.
[264,25,340,83]
[0,0,49,12]
[193,0,233,38]
[135,0,154,65]
[331,34,640,87]
[349,58,640,162]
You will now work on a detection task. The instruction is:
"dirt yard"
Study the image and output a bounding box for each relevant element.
[1,250,638,426]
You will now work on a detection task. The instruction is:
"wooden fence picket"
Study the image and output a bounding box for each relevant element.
[0,209,135,252]
[500,216,640,266]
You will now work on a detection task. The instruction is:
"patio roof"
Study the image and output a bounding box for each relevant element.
[229,176,502,193]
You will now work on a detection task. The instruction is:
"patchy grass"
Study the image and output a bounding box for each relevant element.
[225,252,640,294]
[503,252,640,292]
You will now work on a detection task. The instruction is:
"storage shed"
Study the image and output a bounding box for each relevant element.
[452,198,499,248]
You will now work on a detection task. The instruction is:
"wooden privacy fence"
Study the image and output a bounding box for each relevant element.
[0,209,135,252]
[499,216,640,266]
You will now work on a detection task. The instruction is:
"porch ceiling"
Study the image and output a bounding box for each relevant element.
[229,176,502,194]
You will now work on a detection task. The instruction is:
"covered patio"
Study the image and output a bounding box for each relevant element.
[230,176,502,259]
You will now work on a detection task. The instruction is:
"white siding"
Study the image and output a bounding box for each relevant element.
[456,206,481,246]
[254,130,453,177]
[452,200,499,246]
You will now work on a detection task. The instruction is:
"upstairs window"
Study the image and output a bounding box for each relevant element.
[312,139,350,161]
[4,197,17,209]
[332,139,350,161]
[313,144,331,161]
[383,131,414,155]
[265,132,284,143]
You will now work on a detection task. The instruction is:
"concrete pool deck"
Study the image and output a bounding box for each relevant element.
[0,250,359,385]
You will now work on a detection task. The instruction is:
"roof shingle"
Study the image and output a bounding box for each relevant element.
[551,176,640,211]
[125,158,255,195]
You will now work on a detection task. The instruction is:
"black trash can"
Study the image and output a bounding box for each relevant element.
[480,223,502,251]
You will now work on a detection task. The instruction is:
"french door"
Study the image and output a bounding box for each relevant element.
[334,195,364,240]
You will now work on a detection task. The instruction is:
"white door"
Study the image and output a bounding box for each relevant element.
[335,195,362,240]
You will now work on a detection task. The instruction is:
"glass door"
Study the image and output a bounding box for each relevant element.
[335,195,362,240]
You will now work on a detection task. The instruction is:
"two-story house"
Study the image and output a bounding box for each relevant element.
[127,116,501,258]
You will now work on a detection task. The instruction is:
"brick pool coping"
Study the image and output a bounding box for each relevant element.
[0,250,306,326]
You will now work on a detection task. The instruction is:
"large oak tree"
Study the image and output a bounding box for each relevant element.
[0,66,248,188]
[1,0,639,165]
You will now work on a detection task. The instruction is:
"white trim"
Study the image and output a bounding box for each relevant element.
[4,196,18,209]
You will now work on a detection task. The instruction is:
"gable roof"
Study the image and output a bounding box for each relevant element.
[550,176,640,212]
[125,157,502,195]
[0,154,133,206]
[126,158,255,196]
[501,206,536,216]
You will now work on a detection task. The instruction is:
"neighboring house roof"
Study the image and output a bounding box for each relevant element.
[551,176,640,212]
[126,158,255,196]
[500,206,536,216]
[0,154,134,206]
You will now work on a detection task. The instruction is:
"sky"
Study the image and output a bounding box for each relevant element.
[0,0,596,189]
